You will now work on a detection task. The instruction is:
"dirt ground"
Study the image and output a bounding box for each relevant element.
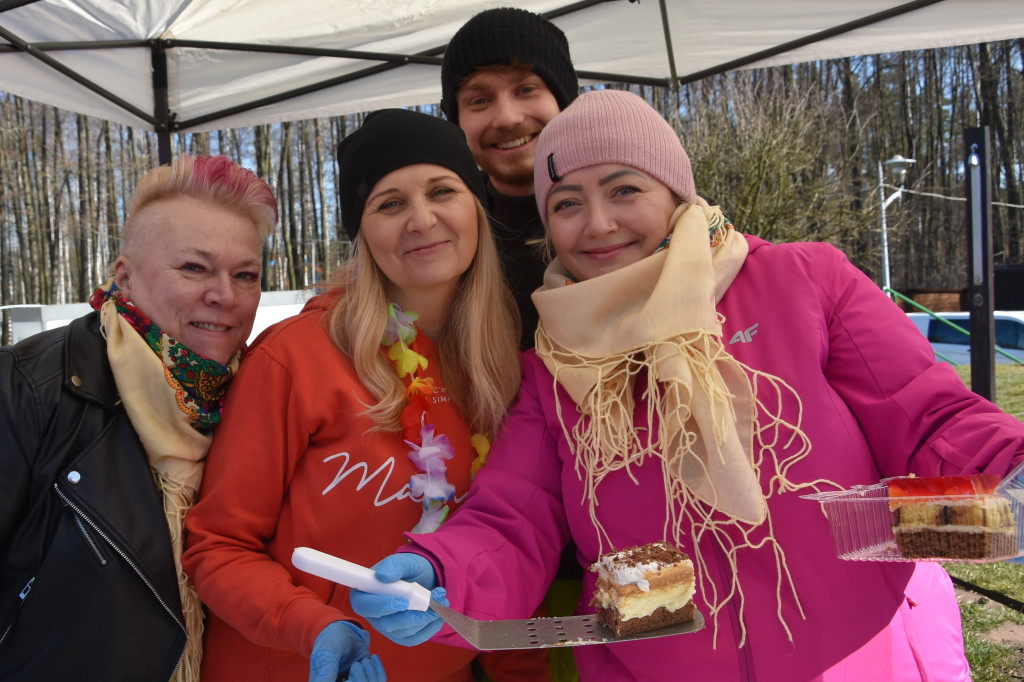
[956,587,1024,680]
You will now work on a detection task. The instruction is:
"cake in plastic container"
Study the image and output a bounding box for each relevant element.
[887,474,1016,559]
[802,461,1024,563]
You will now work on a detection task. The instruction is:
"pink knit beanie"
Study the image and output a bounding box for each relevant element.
[533,89,696,223]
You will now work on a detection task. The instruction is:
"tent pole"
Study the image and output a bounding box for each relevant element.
[151,40,172,165]
[157,131,171,166]
[658,0,682,126]
[658,0,680,94]
[0,23,158,125]
[677,0,945,86]
[965,127,995,400]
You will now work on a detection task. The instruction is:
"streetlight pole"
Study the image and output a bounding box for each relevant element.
[877,154,916,295]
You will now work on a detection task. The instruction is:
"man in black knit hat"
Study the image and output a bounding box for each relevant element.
[441,16,583,682]
[441,6,578,350]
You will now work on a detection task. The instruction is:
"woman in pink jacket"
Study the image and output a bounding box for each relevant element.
[351,90,1024,681]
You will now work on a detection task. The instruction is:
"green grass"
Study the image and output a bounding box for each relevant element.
[946,363,1024,680]
[944,560,1024,681]
[944,561,1024,603]
[956,598,1024,682]
[953,364,1024,421]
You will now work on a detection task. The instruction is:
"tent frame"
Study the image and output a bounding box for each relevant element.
[2,0,943,162]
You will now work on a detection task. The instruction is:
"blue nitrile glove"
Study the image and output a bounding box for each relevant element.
[345,654,386,682]
[372,552,437,588]
[309,620,372,682]
[349,553,446,646]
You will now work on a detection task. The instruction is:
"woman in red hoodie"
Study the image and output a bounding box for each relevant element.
[183,109,535,682]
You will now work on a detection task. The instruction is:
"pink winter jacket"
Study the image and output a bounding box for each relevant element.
[407,235,1024,681]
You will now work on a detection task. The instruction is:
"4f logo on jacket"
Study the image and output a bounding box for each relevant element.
[729,323,759,344]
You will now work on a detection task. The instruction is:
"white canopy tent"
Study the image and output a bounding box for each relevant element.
[3,0,1021,388]
[1,0,1023,154]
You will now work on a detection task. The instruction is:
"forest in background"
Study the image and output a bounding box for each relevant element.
[1,40,1022,345]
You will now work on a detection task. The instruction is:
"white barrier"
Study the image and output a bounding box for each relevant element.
[3,289,310,346]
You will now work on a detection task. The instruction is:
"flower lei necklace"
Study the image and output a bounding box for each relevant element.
[382,303,489,533]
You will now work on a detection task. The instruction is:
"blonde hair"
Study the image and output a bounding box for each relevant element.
[122,155,277,257]
[324,200,521,436]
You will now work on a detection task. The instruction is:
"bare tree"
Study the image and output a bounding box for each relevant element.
[3,42,1024,345]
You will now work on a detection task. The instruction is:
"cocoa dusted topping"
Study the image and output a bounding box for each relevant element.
[609,542,689,566]
[591,541,698,637]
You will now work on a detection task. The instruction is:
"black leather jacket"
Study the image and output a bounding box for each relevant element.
[0,311,187,680]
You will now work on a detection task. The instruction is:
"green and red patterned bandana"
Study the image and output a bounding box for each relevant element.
[90,278,236,431]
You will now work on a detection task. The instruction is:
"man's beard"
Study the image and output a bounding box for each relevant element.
[478,124,542,194]
[484,158,535,193]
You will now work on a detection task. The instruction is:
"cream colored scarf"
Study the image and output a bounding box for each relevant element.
[100,301,229,682]
[533,199,814,646]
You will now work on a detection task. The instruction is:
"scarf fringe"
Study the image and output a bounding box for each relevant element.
[98,288,222,682]
[158,473,204,682]
[532,202,840,648]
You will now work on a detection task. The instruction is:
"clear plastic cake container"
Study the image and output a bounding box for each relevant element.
[800,462,1024,563]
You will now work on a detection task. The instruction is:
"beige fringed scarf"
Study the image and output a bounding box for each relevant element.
[99,301,230,682]
[533,199,814,646]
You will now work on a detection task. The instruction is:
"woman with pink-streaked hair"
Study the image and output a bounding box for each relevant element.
[0,155,292,682]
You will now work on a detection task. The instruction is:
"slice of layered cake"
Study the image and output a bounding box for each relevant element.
[888,474,1017,560]
[590,542,696,637]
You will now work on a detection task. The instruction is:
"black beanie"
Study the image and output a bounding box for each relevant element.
[337,109,487,240]
[440,7,578,124]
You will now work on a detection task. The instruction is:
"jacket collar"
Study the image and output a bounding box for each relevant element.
[64,310,120,410]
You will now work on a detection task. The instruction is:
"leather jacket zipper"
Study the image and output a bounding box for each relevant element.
[0,579,35,647]
[54,482,187,680]
[73,513,110,566]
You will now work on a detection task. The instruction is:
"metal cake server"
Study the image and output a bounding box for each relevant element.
[292,547,704,650]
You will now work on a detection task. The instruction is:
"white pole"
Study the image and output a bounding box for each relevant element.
[878,160,892,295]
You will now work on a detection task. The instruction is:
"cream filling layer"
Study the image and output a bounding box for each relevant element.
[594,583,696,621]
[895,525,1015,532]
